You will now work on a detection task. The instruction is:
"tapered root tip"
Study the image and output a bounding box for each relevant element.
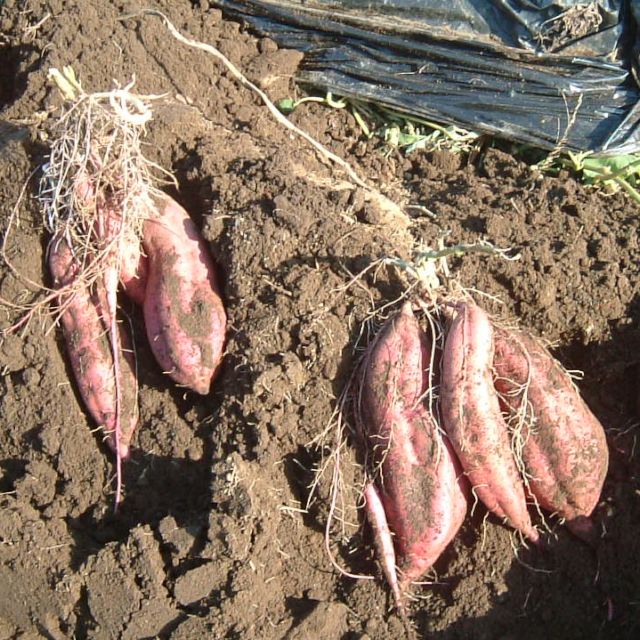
[192,379,211,396]
[567,516,599,547]
[524,525,541,547]
[107,439,130,461]
[392,584,405,615]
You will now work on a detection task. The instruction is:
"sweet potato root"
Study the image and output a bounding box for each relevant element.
[358,302,467,603]
[48,234,138,458]
[493,327,609,542]
[113,202,146,307]
[363,482,402,608]
[142,194,226,395]
[440,302,539,542]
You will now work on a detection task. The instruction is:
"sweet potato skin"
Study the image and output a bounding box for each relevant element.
[120,250,147,307]
[48,235,138,457]
[118,229,147,307]
[142,194,226,395]
[76,173,148,307]
[493,328,609,540]
[440,302,538,542]
[363,482,401,608]
[359,303,467,592]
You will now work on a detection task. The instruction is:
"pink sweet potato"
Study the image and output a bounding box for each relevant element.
[75,172,147,306]
[119,248,147,307]
[141,194,226,395]
[440,302,539,542]
[363,481,402,608]
[49,234,138,458]
[100,194,148,308]
[358,302,467,603]
[493,327,609,542]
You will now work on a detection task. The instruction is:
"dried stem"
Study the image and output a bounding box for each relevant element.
[119,9,408,224]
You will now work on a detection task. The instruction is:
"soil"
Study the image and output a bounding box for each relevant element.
[0,1,639,639]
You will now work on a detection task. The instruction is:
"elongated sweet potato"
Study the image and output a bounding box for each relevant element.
[49,234,138,458]
[358,302,467,603]
[493,327,609,542]
[440,302,539,542]
[142,194,226,395]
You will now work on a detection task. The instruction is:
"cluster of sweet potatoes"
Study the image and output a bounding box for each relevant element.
[49,188,226,465]
[355,299,609,608]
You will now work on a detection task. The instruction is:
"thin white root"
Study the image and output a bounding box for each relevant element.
[119,9,407,224]
[313,396,375,583]
[493,325,555,535]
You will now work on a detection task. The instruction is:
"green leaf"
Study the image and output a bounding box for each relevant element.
[277,98,297,115]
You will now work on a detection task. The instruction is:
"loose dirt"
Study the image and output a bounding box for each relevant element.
[1,1,639,638]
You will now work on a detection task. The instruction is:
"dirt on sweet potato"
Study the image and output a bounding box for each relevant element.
[441,301,538,543]
[142,193,226,395]
[494,325,609,542]
[0,1,639,638]
[356,302,467,606]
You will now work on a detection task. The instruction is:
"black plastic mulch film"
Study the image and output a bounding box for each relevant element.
[215,0,640,155]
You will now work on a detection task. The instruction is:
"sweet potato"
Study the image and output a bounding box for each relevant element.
[119,249,147,307]
[363,482,401,607]
[104,209,147,308]
[142,194,226,395]
[493,327,609,542]
[76,172,147,306]
[440,302,539,542]
[358,302,467,603]
[49,234,138,458]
